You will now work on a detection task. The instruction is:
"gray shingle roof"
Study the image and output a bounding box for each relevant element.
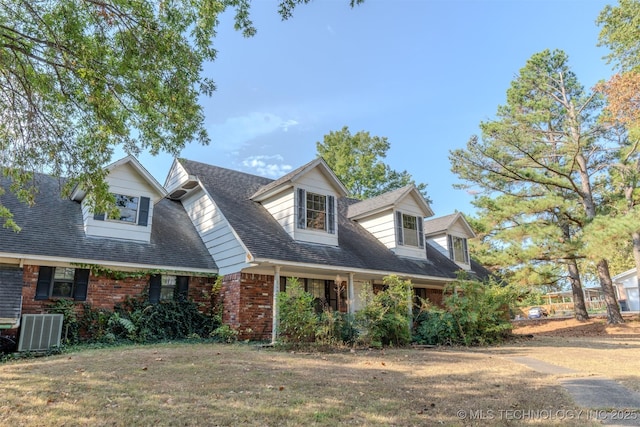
[0,174,216,272]
[347,185,413,218]
[180,159,467,280]
[423,213,459,235]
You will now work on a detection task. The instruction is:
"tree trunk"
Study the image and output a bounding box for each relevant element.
[567,260,589,321]
[574,153,623,323]
[596,259,625,324]
[633,230,640,316]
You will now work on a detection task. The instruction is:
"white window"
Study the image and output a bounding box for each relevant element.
[306,192,327,230]
[94,195,150,226]
[113,194,139,223]
[448,235,470,264]
[395,211,424,248]
[296,188,336,234]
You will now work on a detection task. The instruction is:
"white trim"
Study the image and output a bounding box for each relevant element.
[0,253,217,275]
[250,258,453,283]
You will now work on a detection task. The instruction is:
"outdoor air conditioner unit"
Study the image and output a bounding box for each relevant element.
[18,314,64,352]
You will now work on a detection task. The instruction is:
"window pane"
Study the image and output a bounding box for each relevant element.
[306,192,326,230]
[402,214,418,246]
[160,275,176,300]
[453,236,467,263]
[52,281,73,297]
[114,194,139,223]
[306,279,325,299]
[54,267,75,281]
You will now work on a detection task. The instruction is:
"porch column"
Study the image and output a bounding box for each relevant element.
[272,265,281,344]
[348,273,355,314]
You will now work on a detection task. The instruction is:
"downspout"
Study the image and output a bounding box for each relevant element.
[272,266,281,344]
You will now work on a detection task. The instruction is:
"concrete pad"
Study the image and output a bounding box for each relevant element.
[507,356,640,426]
[559,377,640,409]
[507,356,578,375]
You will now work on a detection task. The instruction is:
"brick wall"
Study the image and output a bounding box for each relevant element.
[221,272,274,341]
[0,265,214,344]
[18,264,212,320]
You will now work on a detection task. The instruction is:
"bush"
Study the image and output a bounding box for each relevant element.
[47,299,80,344]
[277,278,317,344]
[112,294,218,342]
[316,310,358,346]
[211,324,238,343]
[413,276,515,346]
[356,275,412,347]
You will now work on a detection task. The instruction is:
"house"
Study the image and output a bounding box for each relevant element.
[1,155,489,344]
[0,156,217,342]
[165,157,489,340]
[611,268,640,312]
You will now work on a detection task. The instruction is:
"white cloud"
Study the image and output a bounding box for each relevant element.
[208,112,299,152]
[242,155,293,178]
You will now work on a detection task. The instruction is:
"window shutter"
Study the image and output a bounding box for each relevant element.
[327,195,335,234]
[35,266,53,300]
[176,276,189,299]
[73,269,90,301]
[463,238,469,264]
[297,188,306,229]
[138,197,150,226]
[418,217,424,249]
[93,213,105,221]
[395,211,403,246]
[447,235,454,260]
[149,274,161,303]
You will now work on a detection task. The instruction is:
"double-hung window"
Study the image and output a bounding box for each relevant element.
[448,235,470,264]
[296,188,336,234]
[34,266,90,301]
[148,274,189,303]
[395,211,424,248]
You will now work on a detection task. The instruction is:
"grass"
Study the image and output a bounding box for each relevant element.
[0,339,620,426]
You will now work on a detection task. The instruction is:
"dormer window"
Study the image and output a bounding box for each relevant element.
[306,192,327,230]
[94,194,150,226]
[297,188,336,234]
[395,211,424,248]
[448,235,469,264]
[114,194,139,223]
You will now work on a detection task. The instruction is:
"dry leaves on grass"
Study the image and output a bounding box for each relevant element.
[0,342,603,426]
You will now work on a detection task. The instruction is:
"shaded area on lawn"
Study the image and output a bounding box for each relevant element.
[0,343,599,426]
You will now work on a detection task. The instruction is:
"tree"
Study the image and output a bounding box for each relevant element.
[597,0,640,311]
[468,191,590,320]
[0,0,363,230]
[316,126,429,201]
[449,49,624,323]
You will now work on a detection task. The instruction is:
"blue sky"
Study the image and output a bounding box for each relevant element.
[123,0,614,216]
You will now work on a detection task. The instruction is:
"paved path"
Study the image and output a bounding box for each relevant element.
[507,356,640,426]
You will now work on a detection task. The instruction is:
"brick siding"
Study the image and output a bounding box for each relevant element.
[2,265,215,342]
[221,272,274,341]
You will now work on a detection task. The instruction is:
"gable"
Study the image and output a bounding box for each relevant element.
[83,162,161,242]
[251,160,343,247]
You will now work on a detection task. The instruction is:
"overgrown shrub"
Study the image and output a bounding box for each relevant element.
[277,278,317,344]
[413,276,515,346]
[316,310,358,346]
[112,293,218,342]
[47,299,80,344]
[211,324,238,343]
[355,275,412,347]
